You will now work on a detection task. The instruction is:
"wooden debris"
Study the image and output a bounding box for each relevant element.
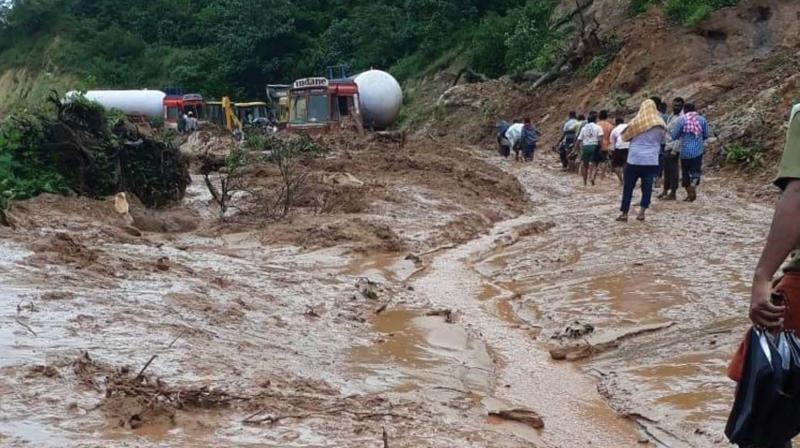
[489,408,545,429]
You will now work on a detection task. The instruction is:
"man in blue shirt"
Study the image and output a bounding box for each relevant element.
[670,102,709,202]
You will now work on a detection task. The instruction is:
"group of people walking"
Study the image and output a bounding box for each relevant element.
[554,96,709,221]
[495,96,710,221]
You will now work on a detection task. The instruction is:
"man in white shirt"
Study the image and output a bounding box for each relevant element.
[577,112,604,186]
[505,121,525,162]
[610,117,630,184]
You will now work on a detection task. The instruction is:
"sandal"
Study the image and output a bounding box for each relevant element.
[616,214,628,222]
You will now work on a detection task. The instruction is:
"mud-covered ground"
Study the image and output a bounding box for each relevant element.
[0,136,776,447]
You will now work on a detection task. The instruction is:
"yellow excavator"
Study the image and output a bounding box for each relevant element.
[205,97,243,132]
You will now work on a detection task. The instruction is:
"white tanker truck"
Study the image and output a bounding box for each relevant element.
[65,90,166,119]
[286,69,402,133]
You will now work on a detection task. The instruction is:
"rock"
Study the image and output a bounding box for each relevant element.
[122,225,142,237]
[489,409,544,429]
[356,278,381,300]
[552,320,595,340]
[426,309,455,323]
[322,172,365,188]
[405,253,422,264]
[155,257,170,271]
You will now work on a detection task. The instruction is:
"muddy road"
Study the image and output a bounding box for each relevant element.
[0,141,774,447]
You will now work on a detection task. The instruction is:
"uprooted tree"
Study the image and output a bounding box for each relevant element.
[198,133,328,221]
[0,92,190,225]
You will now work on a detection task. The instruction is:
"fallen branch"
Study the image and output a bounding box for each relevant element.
[15,318,37,336]
[167,331,185,349]
[135,355,158,381]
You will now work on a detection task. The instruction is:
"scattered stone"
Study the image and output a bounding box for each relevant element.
[122,225,142,237]
[304,305,321,318]
[356,278,381,300]
[426,309,455,323]
[155,257,171,271]
[405,253,422,264]
[489,409,544,429]
[552,320,595,340]
[40,291,75,301]
[374,303,388,315]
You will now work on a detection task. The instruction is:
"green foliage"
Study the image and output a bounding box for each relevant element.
[628,0,739,26]
[468,13,513,78]
[630,0,659,13]
[0,0,524,99]
[504,0,563,74]
[0,109,69,213]
[0,93,189,217]
[585,55,610,79]
[726,143,763,168]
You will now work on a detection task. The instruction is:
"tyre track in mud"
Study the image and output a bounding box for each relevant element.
[411,151,774,448]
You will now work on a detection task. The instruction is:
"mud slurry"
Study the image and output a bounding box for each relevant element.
[0,139,539,447]
[0,138,772,447]
[470,155,772,447]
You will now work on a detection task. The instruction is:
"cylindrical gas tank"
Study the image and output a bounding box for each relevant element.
[353,70,402,129]
[66,90,166,118]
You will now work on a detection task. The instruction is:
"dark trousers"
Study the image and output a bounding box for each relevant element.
[681,155,703,187]
[620,164,658,213]
[559,136,574,168]
[663,153,680,192]
[559,146,568,168]
[523,144,536,161]
[656,150,665,178]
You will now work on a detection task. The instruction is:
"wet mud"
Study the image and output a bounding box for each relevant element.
[0,140,775,447]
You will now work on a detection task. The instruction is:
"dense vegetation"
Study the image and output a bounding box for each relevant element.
[0,0,738,102]
[0,94,189,223]
[0,0,520,98]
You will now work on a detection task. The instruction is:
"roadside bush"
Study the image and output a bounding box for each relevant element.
[725,143,763,168]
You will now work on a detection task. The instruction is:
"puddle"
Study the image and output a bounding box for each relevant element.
[0,420,68,447]
[342,252,418,283]
[618,350,733,424]
[102,409,221,446]
[495,299,518,325]
[348,309,493,394]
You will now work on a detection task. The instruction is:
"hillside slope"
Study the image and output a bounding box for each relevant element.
[412,0,799,187]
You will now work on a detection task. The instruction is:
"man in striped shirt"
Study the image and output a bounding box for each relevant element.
[670,102,709,202]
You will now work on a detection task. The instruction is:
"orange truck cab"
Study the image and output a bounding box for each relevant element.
[287,77,362,133]
[163,93,205,127]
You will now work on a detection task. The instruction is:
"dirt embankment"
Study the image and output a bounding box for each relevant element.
[417,0,800,192]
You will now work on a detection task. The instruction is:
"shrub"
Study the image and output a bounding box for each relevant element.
[630,0,659,13]
[664,0,738,26]
[585,55,610,79]
[725,143,763,168]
